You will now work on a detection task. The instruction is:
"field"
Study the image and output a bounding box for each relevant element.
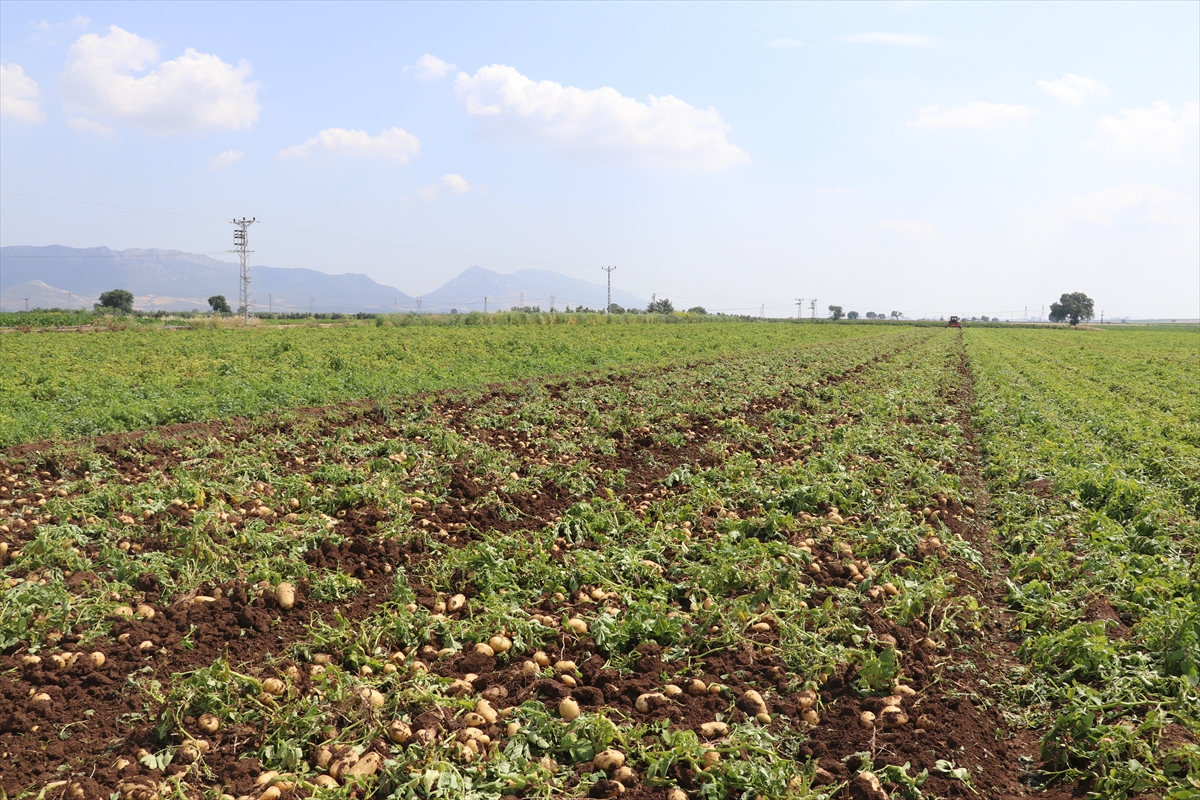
[1,323,1197,800]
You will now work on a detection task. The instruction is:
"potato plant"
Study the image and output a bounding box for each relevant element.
[1,323,1195,800]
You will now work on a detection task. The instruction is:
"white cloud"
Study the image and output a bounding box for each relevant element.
[403,53,456,81]
[33,14,90,31]
[878,220,940,244]
[838,32,936,48]
[454,64,750,171]
[416,173,474,201]
[908,102,1035,130]
[767,39,805,48]
[1033,184,1196,227]
[278,127,421,164]
[60,25,260,134]
[67,116,112,135]
[1088,101,1199,161]
[210,150,246,169]
[0,63,45,122]
[1036,73,1108,108]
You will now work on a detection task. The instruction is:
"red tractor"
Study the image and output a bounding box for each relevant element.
[947,316,962,328]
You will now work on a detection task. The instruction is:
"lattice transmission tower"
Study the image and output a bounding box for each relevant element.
[230,217,257,319]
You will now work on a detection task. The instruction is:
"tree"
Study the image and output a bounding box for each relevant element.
[687,306,707,315]
[208,295,231,313]
[847,311,860,320]
[607,303,625,314]
[864,311,875,319]
[890,311,902,320]
[828,305,844,320]
[647,298,674,314]
[95,289,134,314]
[1048,292,1095,326]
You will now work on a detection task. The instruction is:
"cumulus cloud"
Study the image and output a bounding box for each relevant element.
[59,26,260,134]
[1034,184,1196,227]
[838,32,936,47]
[67,116,112,134]
[1088,101,1199,161]
[278,127,421,163]
[1036,73,1108,108]
[878,220,940,245]
[1,63,45,122]
[403,53,456,80]
[210,150,246,169]
[416,173,473,200]
[454,64,750,170]
[908,102,1034,130]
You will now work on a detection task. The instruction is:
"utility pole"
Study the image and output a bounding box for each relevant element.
[1100,310,1104,324]
[309,296,314,315]
[550,294,555,312]
[795,298,804,319]
[602,266,616,313]
[416,297,422,313]
[23,298,29,312]
[760,304,764,319]
[230,217,257,320]
[520,292,524,308]
[484,296,488,313]
[393,297,397,313]
[268,293,273,314]
[810,299,817,319]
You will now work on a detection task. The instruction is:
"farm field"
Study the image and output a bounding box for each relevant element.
[0,321,872,448]
[0,324,1197,800]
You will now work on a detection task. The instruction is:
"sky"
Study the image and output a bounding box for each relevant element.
[1,1,1197,320]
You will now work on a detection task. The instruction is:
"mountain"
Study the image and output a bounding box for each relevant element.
[419,265,645,312]
[0,245,647,314]
[0,246,413,313]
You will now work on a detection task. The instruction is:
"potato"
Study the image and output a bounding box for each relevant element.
[262,678,285,696]
[558,697,580,720]
[686,679,707,696]
[134,604,155,620]
[255,771,279,786]
[388,720,412,743]
[447,593,466,612]
[345,751,383,778]
[801,709,820,725]
[310,775,337,789]
[473,643,495,657]
[663,684,683,698]
[879,705,909,729]
[327,751,359,779]
[258,787,281,800]
[553,659,577,673]
[521,660,539,676]
[475,699,498,724]
[560,674,577,687]
[567,617,588,635]
[90,652,106,668]
[755,712,772,724]
[613,765,638,787]
[593,749,625,772]
[859,711,877,729]
[916,714,936,730]
[702,750,721,770]
[881,582,900,597]
[667,790,688,800]
[358,687,385,707]
[533,651,552,667]
[488,635,512,653]
[635,692,666,714]
[741,689,767,713]
[32,692,52,703]
[795,689,817,710]
[461,712,487,727]
[699,721,729,738]
[894,683,917,697]
[506,721,521,736]
[198,713,220,734]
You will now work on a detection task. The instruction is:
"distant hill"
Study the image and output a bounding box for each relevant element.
[420,265,645,312]
[0,245,647,314]
[0,246,413,313]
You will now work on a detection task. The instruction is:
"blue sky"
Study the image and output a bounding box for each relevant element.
[1,1,1197,318]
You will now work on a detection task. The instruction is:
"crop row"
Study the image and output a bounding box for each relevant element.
[0,326,1031,800]
[965,327,1200,800]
